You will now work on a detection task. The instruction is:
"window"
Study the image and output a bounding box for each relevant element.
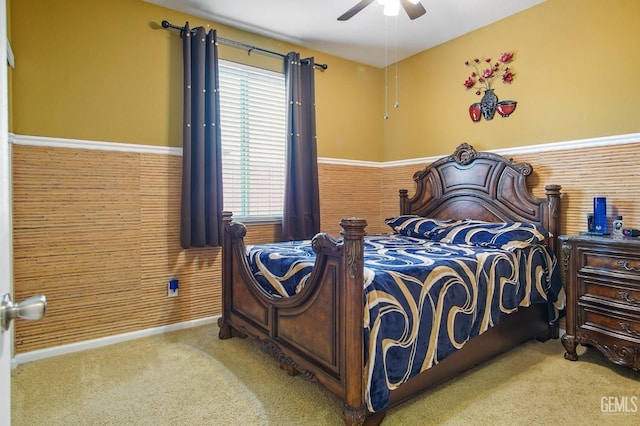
[218,60,286,221]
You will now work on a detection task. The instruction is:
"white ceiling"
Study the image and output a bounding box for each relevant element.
[146,0,546,68]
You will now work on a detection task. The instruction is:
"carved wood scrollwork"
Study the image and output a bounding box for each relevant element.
[345,241,362,279]
[451,142,478,165]
[258,337,317,381]
[561,241,571,285]
[450,142,532,176]
[510,161,533,176]
[311,232,343,254]
[227,220,247,240]
[339,218,367,279]
[576,333,640,370]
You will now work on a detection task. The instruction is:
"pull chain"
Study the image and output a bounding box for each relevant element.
[394,14,399,109]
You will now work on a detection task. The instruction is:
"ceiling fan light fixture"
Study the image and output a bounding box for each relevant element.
[338,0,426,22]
[383,0,400,16]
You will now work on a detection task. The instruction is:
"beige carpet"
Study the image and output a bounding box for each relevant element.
[11,324,639,425]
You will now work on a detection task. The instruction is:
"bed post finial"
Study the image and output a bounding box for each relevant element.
[340,218,367,237]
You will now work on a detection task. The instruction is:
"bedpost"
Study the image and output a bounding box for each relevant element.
[339,218,368,426]
[545,185,562,256]
[545,185,562,340]
[218,211,235,339]
[399,189,409,215]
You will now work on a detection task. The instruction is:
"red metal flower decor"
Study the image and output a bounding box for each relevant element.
[463,52,517,121]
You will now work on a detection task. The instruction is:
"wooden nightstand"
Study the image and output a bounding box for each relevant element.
[559,234,640,370]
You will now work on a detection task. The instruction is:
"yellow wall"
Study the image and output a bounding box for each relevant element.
[9,0,383,161]
[384,0,640,160]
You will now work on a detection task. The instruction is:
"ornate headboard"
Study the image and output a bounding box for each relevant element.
[399,143,561,253]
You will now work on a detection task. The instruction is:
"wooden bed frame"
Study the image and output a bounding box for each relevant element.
[217,143,562,425]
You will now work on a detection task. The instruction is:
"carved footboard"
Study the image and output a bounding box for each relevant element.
[218,212,369,424]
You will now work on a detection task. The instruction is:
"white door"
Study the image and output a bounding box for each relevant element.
[1,4,47,424]
[0,0,12,423]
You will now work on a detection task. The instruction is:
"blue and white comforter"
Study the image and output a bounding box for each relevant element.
[246,233,564,412]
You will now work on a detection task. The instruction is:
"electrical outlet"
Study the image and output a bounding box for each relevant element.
[168,279,179,297]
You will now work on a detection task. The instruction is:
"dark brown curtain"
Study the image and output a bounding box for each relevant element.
[282,53,321,241]
[180,24,224,248]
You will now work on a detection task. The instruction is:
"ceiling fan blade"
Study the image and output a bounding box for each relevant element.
[400,0,426,20]
[338,0,375,21]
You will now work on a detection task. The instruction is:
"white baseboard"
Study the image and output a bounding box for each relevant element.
[11,316,219,368]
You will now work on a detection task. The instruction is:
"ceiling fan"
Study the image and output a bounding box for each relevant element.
[338,0,426,21]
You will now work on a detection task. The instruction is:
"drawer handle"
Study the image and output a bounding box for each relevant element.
[616,260,640,273]
[618,291,640,305]
[619,322,640,337]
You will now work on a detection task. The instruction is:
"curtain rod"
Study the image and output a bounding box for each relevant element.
[161,20,328,71]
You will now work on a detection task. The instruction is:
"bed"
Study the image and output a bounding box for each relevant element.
[217,143,564,425]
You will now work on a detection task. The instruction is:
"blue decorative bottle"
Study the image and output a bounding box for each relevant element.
[593,196,607,234]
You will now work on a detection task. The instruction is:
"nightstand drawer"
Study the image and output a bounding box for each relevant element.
[580,249,640,281]
[581,278,640,312]
[582,307,640,344]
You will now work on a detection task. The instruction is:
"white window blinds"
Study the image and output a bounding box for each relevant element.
[218,60,286,220]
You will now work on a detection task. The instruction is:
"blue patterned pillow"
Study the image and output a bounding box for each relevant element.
[385,215,457,238]
[427,219,548,250]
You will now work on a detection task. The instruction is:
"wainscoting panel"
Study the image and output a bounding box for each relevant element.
[12,146,221,353]
[12,146,144,351]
